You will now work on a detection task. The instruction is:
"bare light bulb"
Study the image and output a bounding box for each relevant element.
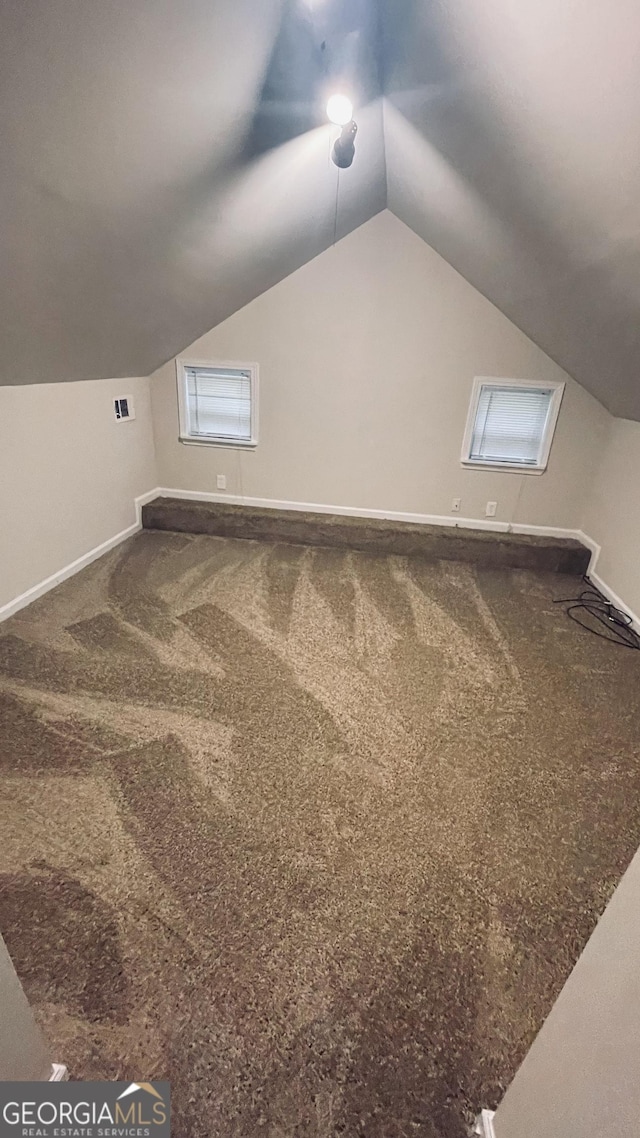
[326,94,353,126]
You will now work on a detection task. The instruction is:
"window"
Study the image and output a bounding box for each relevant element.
[176,359,258,447]
[461,377,564,473]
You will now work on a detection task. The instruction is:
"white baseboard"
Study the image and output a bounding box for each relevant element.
[473,1109,497,1137]
[2,486,637,636]
[0,489,158,624]
[543,529,640,632]
[588,568,640,633]
[155,487,551,535]
[134,487,163,524]
[50,1063,68,1082]
[574,530,600,560]
[512,525,640,630]
[509,521,586,542]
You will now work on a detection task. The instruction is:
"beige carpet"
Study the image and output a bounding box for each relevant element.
[1,530,639,1137]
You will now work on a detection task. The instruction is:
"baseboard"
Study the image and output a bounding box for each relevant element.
[473,1109,496,1137]
[589,568,640,633]
[134,487,163,524]
[0,488,159,624]
[155,487,551,536]
[553,531,640,632]
[2,486,637,635]
[155,490,599,549]
[509,521,587,542]
[574,529,601,568]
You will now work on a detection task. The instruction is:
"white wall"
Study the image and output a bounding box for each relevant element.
[582,418,640,620]
[493,843,640,1138]
[0,376,157,611]
[150,210,610,530]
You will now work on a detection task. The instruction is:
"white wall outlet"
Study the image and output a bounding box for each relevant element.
[485,501,498,517]
[216,474,227,490]
[451,497,461,513]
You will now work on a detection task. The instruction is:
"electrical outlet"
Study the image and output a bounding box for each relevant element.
[216,474,227,490]
[451,497,461,513]
[485,501,497,517]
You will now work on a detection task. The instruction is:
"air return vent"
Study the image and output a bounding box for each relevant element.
[114,396,135,421]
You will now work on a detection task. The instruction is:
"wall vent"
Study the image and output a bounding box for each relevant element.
[114,396,135,421]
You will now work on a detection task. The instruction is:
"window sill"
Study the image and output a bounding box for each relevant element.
[460,459,546,475]
[179,436,257,450]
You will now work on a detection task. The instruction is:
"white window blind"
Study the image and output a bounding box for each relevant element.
[469,384,554,466]
[185,366,252,442]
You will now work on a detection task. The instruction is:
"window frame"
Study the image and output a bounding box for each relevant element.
[176,357,259,448]
[460,376,565,474]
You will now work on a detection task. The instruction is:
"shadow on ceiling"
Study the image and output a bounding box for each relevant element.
[244,0,382,160]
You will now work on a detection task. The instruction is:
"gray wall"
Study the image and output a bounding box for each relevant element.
[494,844,640,1138]
[382,0,640,420]
[0,0,385,387]
[0,933,51,1080]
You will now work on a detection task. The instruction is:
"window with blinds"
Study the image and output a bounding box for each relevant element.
[177,360,258,446]
[462,378,564,471]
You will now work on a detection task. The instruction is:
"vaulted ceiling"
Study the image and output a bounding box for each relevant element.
[2,0,640,418]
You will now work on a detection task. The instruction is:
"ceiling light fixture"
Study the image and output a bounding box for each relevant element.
[327,94,357,169]
[326,94,353,126]
[332,120,357,168]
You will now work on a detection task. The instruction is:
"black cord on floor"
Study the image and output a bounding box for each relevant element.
[554,576,640,649]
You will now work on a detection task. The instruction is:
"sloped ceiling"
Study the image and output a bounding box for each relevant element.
[0,0,385,386]
[383,0,640,420]
[2,0,640,418]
